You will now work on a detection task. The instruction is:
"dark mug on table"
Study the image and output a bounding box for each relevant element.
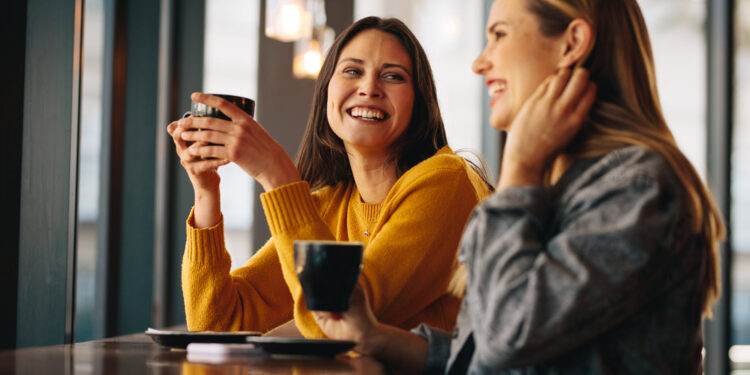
[294,241,364,312]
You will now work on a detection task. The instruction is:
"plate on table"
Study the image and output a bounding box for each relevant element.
[145,328,261,349]
[245,336,356,357]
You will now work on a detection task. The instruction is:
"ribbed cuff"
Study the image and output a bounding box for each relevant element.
[260,181,319,235]
[184,207,228,265]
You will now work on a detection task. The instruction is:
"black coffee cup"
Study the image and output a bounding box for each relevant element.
[190,93,255,120]
[294,241,364,312]
[188,93,255,158]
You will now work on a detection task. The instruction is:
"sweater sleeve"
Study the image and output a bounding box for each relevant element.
[411,324,451,375]
[181,208,294,332]
[260,165,486,338]
[460,152,687,369]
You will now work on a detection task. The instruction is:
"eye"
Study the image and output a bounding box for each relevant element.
[492,31,506,41]
[343,67,362,76]
[382,72,405,82]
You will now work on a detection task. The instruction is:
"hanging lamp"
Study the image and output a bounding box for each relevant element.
[293,0,334,79]
[265,0,313,42]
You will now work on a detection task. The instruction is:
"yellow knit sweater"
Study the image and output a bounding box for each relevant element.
[181,146,491,338]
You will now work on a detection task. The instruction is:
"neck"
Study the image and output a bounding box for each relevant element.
[549,154,574,184]
[347,148,398,204]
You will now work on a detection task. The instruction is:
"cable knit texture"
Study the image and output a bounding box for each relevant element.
[182,146,492,337]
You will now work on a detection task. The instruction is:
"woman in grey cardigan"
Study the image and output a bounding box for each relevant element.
[312,0,725,374]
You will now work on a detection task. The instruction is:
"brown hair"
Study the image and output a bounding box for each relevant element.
[295,17,448,190]
[527,0,725,317]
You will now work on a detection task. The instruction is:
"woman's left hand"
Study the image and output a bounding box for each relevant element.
[312,284,381,354]
[176,92,301,191]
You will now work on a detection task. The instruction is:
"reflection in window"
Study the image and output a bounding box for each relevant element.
[203,0,260,270]
[75,0,105,342]
[732,0,750,372]
[354,0,483,153]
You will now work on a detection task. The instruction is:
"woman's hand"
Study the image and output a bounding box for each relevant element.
[167,119,229,193]
[167,118,228,228]
[175,93,301,192]
[314,283,430,373]
[312,284,381,354]
[499,67,597,188]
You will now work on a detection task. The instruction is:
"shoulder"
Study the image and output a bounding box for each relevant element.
[310,181,352,212]
[403,146,489,188]
[599,146,675,180]
[393,146,492,201]
[557,145,684,212]
[563,146,679,192]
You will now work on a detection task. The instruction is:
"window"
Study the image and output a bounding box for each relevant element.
[75,0,105,342]
[731,0,750,371]
[203,0,260,270]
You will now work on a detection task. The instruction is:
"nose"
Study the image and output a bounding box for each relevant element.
[357,74,383,98]
[472,47,491,75]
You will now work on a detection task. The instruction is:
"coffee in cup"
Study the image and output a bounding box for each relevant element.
[294,241,364,312]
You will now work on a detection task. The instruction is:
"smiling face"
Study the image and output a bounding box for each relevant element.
[326,29,415,156]
[473,0,566,131]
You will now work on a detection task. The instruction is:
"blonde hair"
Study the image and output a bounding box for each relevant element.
[451,0,725,318]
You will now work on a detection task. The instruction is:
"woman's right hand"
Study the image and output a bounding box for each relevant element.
[167,119,229,227]
[499,67,596,188]
[167,119,229,193]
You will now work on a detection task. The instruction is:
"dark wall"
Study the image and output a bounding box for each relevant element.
[0,0,28,352]
[16,0,82,348]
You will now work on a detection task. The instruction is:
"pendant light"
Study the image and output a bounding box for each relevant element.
[265,0,313,42]
[292,0,334,79]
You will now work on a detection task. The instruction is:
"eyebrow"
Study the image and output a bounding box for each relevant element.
[337,58,411,75]
[486,21,510,34]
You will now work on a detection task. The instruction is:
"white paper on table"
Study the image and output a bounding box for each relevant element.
[186,343,265,363]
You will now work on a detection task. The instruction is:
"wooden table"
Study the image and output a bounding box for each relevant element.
[0,332,389,374]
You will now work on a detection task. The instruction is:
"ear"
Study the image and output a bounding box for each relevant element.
[557,19,593,69]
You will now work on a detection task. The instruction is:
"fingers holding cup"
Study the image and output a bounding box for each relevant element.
[188,93,256,161]
[190,92,255,122]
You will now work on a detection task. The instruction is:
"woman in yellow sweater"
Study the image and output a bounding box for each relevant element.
[166,17,492,338]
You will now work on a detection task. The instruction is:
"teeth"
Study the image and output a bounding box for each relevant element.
[488,81,506,96]
[350,107,385,120]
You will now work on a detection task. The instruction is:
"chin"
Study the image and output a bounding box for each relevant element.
[489,115,511,131]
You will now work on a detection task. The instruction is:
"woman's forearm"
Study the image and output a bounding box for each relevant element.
[193,187,222,228]
[365,323,428,375]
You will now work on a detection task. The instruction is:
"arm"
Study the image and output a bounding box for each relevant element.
[181,211,294,332]
[462,151,684,368]
[313,285,433,375]
[261,164,486,337]
[167,117,228,228]
[171,93,302,331]
[176,93,301,193]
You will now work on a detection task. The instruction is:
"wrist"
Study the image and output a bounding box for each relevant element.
[258,163,301,192]
[356,322,387,357]
[193,189,221,228]
[498,158,545,189]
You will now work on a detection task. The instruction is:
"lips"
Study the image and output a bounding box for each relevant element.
[347,106,390,121]
[486,79,507,107]
[487,80,506,97]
